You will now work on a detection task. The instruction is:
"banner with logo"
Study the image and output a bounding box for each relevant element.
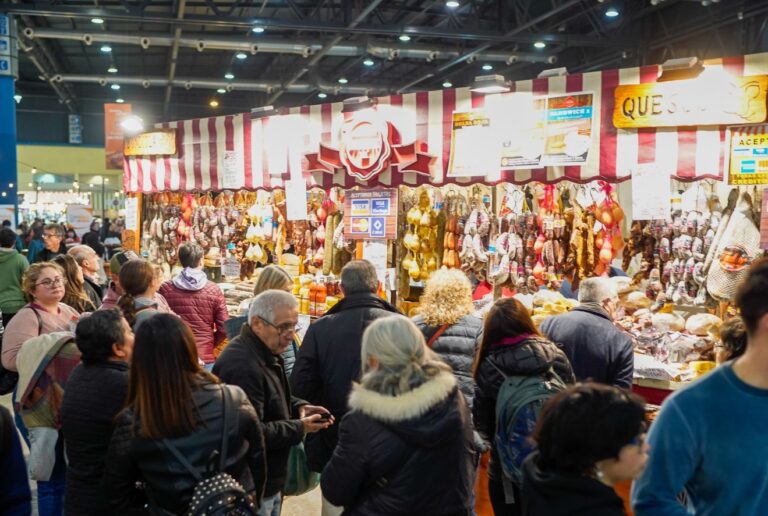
[104,103,132,169]
[729,125,768,185]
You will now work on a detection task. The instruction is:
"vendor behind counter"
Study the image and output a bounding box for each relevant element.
[560,266,627,300]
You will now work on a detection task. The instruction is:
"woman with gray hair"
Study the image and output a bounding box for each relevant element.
[159,243,229,370]
[321,315,476,515]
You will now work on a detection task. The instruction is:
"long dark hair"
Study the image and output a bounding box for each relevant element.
[53,254,96,313]
[117,259,154,326]
[125,314,218,439]
[472,297,540,379]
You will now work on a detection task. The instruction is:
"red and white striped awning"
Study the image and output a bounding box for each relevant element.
[123,52,768,193]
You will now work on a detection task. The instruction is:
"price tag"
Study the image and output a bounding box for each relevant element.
[222,256,241,278]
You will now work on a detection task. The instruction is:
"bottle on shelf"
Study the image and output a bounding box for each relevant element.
[316,277,328,317]
[309,276,319,317]
[299,278,311,315]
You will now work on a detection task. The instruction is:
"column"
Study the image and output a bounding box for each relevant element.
[0,14,18,222]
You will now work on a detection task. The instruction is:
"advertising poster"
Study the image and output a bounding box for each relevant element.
[0,204,15,227]
[344,188,398,240]
[66,204,94,240]
[497,95,547,170]
[447,111,498,177]
[729,126,768,185]
[104,103,132,169]
[540,93,594,166]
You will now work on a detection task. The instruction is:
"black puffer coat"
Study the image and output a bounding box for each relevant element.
[413,314,482,409]
[321,371,475,516]
[291,292,400,472]
[61,361,129,516]
[473,335,575,481]
[104,382,266,514]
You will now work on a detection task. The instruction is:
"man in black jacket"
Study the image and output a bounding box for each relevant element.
[81,220,105,258]
[36,223,67,263]
[291,260,400,476]
[214,290,331,516]
[539,277,634,389]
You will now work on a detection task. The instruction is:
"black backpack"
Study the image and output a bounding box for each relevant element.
[159,386,257,516]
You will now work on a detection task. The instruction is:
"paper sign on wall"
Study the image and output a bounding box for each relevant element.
[124,197,139,231]
[284,179,308,221]
[447,111,498,177]
[222,150,243,189]
[632,163,671,220]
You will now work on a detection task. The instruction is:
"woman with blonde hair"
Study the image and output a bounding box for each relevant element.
[52,254,97,314]
[322,315,475,515]
[413,269,483,408]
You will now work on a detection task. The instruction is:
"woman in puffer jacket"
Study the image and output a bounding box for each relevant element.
[473,297,575,516]
[413,269,482,409]
[321,315,476,516]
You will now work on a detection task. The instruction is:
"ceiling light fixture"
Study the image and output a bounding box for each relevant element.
[537,66,568,78]
[363,58,375,66]
[442,81,453,88]
[318,92,328,99]
[482,64,493,71]
[91,18,104,24]
[119,115,144,134]
[235,52,248,60]
[107,65,118,73]
[217,88,226,94]
[605,6,620,17]
[110,84,120,90]
[399,34,411,42]
[252,26,265,34]
[338,77,349,84]
[470,74,511,94]
[13,94,21,103]
[534,41,546,49]
[224,73,235,79]
[446,1,460,7]
[209,99,220,108]
[100,45,112,53]
[115,98,124,103]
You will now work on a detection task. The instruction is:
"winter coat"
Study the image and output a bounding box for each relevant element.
[291,293,400,472]
[321,371,475,516]
[226,317,300,378]
[26,238,44,264]
[539,306,634,389]
[413,314,482,409]
[61,361,129,516]
[0,248,28,316]
[0,405,31,516]
[213,325,307,497]
[104,382,266,514]
[35,245,66,264]
[82,276,103,310]
[159,269,229,364]
[100,284,173,314]
[473,335,575,481]
[521,451,626,516]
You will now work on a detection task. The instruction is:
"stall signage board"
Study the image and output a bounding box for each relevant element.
[344,188,398,240]
[124,129,177,156]
[613,75,768,129]
[729,126,768,185]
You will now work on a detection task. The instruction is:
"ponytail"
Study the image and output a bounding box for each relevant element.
[118,292,137,327]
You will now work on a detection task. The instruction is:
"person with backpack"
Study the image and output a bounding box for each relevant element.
[473,297,575,516]
[522,383,649,516]
[0,404,32,515]
[321,315,476,515]
[104,314,266,514]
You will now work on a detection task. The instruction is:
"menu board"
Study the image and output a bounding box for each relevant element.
[729,126,768,185]
[344,188,398,240]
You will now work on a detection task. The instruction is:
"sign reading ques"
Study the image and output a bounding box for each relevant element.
[613,75,768,128]
[124,129,177,156]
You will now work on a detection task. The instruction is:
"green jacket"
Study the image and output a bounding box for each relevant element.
[0,249,29,316]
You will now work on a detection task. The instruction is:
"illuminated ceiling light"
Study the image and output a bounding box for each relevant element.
[534,41,546,49]
[119,115,144,134]
[8,183,13,188]
[446,1,460,7]
[482,64,493,71]
[318,92,328,99]
[399,34,411,42]
[110,84,120,90]
[605,6,620,17]
[89,183,94,188]
[470,74,511,94]
[235,52,248,60]
[100,45,112,53]
[107,65,118,73]
[338,77,348,84]
[209,99,220,107]
[68,189,74,193]
[252,26,265,33]
[217,88,226,94]
[363,58,375,66]
[91,17,104,24]
[224,72,235,79]
[115,98,124,103]
[13,94,21,103]
[31,167,37,175]
[1,192,7,198]
[73,181,79,188]
[442,81,453,88]
[27,183,32,187]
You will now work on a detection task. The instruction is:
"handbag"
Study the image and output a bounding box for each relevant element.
[0,306,43,395]
[426,324,450,349]
[283,441,320,496]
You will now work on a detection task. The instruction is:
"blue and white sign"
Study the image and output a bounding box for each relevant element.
[0,16,9,37]
[370,217,386,238]
[371,198,390,216]
[0,58,9,73]
[69,114,83,144]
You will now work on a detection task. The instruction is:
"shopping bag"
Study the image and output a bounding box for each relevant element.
[283,441,320,496]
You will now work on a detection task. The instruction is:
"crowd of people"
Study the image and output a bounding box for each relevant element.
[1,224,767,516]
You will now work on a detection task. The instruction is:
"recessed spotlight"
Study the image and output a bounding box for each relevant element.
[13,94,21,103]
[338,77,348,84]
[446,1,460,7]
[482,64,493,71]
[252,26,265,34]
[318,92,328,99]
[91,18,104,24]
[2,192,7,198]
[107,65,118,73]
[605,6,620,17]
[235,52,248,60]
[534,41,546,49]
[399,34,411,42]
[115,98,124,103]
[8,183,13,188]
[442,81,453,88]
[110,84,120,90]
[224,73,234,79]
[363,59,375,66]
[100,45,112,53]
[217,88,226,94]
[209,99,219,108]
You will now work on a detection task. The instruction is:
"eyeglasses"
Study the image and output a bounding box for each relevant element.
[257,315,298,336]
[35,277,64,289]
[42,233,62,240]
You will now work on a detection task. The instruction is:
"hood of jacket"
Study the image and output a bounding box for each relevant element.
[523,452,625,515]
[489,335,563,376]
[571,303,613,322]
[324,292,399,317]
[348,371,461,448]
[0,248,19,263]
[172,267,208,291]
[133,296,159,311]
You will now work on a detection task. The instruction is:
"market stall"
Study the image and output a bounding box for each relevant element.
[122,51,768,398]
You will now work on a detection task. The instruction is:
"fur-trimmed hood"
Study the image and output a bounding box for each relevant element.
[348,371,462,448]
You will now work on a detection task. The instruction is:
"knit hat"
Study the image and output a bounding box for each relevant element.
[109,250,140,275]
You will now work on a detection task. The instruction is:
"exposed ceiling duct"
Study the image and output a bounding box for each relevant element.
[22,27,557,65]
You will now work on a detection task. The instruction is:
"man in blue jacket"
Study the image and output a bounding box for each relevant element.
[632,259,768,515]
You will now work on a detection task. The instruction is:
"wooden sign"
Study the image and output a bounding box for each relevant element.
[613,75,768,129]
[124,129,177,156]
[344,188,398,240]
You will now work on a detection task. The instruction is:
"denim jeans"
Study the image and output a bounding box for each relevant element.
[258,492,282,516]
[37,435,66,516]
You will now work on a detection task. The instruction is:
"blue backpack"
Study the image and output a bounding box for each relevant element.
[489,361,566,502]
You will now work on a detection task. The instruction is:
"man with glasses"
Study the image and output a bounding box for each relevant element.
[36,224,66,263]
[214,290,332,516]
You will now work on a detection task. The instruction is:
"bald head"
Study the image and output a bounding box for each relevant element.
[68,245,100,276]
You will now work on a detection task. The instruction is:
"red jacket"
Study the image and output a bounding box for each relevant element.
[159,279,229,364]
